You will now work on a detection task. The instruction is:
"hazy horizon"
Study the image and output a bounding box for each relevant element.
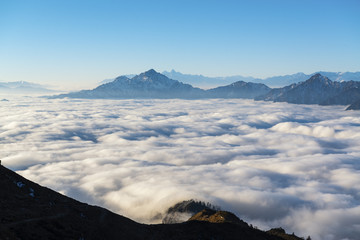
[2,69,360,92]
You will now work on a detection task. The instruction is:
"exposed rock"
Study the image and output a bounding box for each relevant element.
[267,227,306,240]
[162,199,219,224]
[188,209,248,226]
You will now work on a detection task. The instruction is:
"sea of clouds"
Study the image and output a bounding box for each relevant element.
[1,97,360,240]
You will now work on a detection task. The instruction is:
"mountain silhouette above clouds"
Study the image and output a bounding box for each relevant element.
[47,70,360,110]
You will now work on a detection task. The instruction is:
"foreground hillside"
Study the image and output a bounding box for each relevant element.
[0,165,303,240]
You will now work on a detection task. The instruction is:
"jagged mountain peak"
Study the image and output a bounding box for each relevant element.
[144,69,158,75]
[288,74,336,91]
[136,69,171,83]
[307,73,331,83]
[310,73,323,79]
[229,81,247,87]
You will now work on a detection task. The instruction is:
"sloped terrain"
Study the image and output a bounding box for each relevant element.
[51,69,206,99]
[188,209,248,226]
[0,165,147,240]
[256,74,360,107]
[207,81,271,98]
[346,99,360,110]
[162,200,219,224]
[0,164,304,240]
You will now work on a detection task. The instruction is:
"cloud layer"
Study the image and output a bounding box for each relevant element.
[1,97,360,240]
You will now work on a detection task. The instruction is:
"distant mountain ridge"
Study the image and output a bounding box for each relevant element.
[162,70,360,88]
[0,81,55,94]
[162,70,256,88]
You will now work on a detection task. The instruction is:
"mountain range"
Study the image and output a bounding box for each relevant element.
[162,70,360,88]
[51,69,273,100]
[255,74,360,108]
[50,69,360,110]
[0,164,304,240]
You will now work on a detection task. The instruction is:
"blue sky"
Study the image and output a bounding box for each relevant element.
[1,0,359,89]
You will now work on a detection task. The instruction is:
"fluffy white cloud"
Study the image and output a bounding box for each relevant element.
[1,97,360,239]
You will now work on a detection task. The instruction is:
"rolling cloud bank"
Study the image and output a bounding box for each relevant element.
[1,97,360,240]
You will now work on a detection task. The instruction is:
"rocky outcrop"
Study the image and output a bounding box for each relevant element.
[188,209,248,226]
[162,199,219,224]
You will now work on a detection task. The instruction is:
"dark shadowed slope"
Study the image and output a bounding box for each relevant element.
[346,99,360,110]
[256,74,341,104]
[0,164,304,240]
[320,82,360,106]
[0,164,147,240]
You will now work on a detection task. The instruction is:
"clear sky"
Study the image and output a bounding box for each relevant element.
[1,0,359,90]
